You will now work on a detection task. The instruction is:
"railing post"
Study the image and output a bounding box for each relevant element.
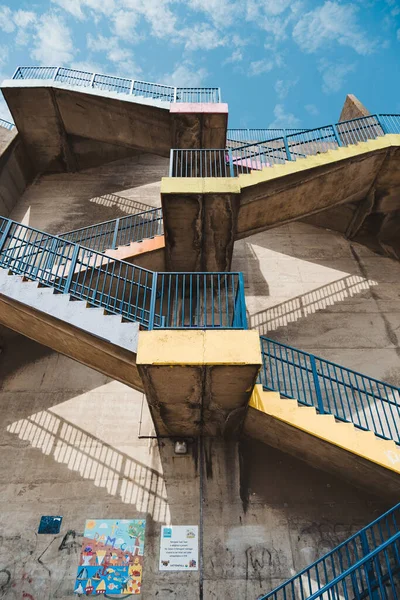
[332,124,342,147]
[63,245,80,294]
[169,149,174,177]
[89,72,96,87]
[360,531,379,600]
[173,88,177,103]
[0,220,12,254]
[130,79,135,95]
[111,218,120,249]
[310,355,325,414]
[239,273,247,329]
[148,272,158,330]
[282,135,292,161]
[53,66,60,81]
[376,114,388,134]
[228,148,234,177]
[0,221,13,262]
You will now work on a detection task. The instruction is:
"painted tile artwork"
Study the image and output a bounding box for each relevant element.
[74,519,146,595]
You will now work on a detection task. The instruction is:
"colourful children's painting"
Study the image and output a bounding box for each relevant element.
[74,519,146,595]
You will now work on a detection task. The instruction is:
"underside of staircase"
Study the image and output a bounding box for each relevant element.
[245,385,400,500]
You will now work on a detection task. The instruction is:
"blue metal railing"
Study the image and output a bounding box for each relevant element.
[11,66,221,103]
[0,217,247,330]
[170,114,400,177]
[0,117,15,131]
[227,128,306,145]
[259,503,400,600]
[59,208,164,252]
[259,336,400,445]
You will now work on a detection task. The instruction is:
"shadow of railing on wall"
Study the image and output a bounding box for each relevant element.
[89,193,156,215]
[7,410,170,522]
[249,274,378,335]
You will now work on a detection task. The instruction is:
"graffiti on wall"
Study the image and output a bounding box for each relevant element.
[74,519,146,596]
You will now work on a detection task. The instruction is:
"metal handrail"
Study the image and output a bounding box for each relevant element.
[259,336,400,445]
[259,504,400,600]
[0,217,247,331]
[0,117,15,130]
[170,113,400,176]
[59,208,164,252]
[11,66,221,103]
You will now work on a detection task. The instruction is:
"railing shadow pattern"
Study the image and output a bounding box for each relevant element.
[7,408,170,522]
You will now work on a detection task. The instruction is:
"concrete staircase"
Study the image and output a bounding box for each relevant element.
[0,267,143,389]
[245,385,400,499]
[161,132,400,271]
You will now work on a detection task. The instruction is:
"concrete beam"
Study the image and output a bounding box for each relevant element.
[1,82,228,173]
[137,330,261,437]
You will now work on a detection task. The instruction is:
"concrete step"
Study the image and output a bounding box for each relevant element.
[0,267,140,353]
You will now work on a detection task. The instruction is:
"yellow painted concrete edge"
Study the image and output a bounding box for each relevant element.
[137,329,262,367]
[248,384,400,475]
[160,134,400,195]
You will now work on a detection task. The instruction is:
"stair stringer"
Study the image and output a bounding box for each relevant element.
[0,268,144,391]
[244,384,400,500]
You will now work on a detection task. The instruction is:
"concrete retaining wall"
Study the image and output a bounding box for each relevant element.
[0,131,34,217]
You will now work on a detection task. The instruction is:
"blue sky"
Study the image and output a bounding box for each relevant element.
[0,0,399,129]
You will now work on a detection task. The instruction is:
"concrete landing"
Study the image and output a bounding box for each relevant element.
[0,269,143,390]
[1,80,228,172]
[161,135,400,267]
[244,385,400,501]
[137,330,261,437]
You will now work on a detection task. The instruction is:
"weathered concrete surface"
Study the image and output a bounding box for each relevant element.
[137,330,261,437]
[1,83,227,172]
[162,183,240,272]
[171,103,228,150]
[339,93,370,122]
[10,153,167,233]
[0,131,34,217]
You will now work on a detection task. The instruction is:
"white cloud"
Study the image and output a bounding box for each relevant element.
[247,1,302,44]
[305,103,319,116]
[51,0,115,18]
[180,24,226,51]
[248,59,274,76]
[87,34,141,76]
[318,60,356,94]
[293,1,374,55]
[187,0,236,28]
[31,13,75,65]
[51,0,85,19]
[162,61,208,87]
[223,48,243,64]
[14,10,36,28]
[112,10,140,40]
[123,0,177,38]
[269,103,300,128]
[0,5,15,32]
[0,45,9,69]
[275,78,298,99]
